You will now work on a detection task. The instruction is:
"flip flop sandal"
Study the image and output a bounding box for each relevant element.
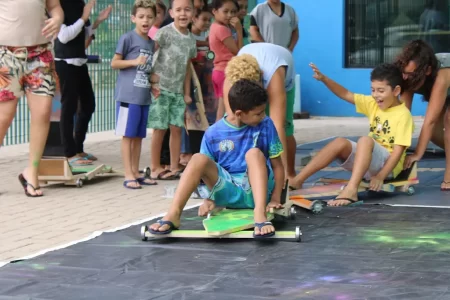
[150,169,170,180]
[441,181,450,191]
[253,221,275,238]
[25,183,43,198]
[149,220,178,235]
[18,173,28,189]
[156,170,179,181]
[330,197,363,207]
[18,174,43,198]
[137,177,158,186]
[69,157,93,166]
[123,180,142,189]
[82,153,98,161]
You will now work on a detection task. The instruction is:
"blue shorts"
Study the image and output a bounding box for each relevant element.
[115,102,150,138]
[198,163,275,209]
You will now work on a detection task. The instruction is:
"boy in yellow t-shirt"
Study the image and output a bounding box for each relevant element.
[289,63,414,207]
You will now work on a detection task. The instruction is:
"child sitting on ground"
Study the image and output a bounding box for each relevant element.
[111,0,157,189]
[148,79,285,238]
[289,63,414,206]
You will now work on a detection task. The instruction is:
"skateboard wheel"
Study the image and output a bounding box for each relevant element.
[311,201,324,214]
[289,206,297,219]
[76,179,83,188]
[295,226,302,242]
[407,186,415,196]
[144,167,151,178]
[141,225,148,241]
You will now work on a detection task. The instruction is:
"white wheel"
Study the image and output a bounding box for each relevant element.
[76,179,83,188]
[289,206,297,219]
[141,225,148,241]
[407,186,415,196]
[144,167,151,178]
[295,226,302,242]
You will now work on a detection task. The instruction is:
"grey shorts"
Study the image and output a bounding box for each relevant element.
[339,139,393,180]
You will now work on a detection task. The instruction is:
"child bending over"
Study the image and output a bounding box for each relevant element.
[148,79,285,238]
[148,0,197,180]
[111,0,157,189]
[289,63,414,206]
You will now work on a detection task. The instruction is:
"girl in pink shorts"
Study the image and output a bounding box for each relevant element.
[208,0,243,121]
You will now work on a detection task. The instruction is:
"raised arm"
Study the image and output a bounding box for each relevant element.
[310,63,354,104]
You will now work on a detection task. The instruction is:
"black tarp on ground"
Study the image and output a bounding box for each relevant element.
[1,136,450,299]
[2,206,450,299]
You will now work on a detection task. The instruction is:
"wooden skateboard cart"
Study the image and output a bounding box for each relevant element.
[316,161,419,195]
[286,162,419,215]
[141,181,302,242]
[38,157,121,187]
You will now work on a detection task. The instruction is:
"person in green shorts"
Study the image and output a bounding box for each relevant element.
[219,42,297,181]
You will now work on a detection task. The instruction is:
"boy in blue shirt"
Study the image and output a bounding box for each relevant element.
[148,79,285,238]
[111,0,158,189]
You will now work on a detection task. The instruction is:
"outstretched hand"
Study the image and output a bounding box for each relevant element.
[97,5,113,22]
[309,62,325,81]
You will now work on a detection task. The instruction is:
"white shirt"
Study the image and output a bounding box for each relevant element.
[54,18,95,66]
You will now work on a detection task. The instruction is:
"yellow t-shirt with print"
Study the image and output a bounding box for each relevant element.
[354,94,414,178]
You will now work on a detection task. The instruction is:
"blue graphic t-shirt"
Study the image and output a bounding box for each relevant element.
[114,30,155,105]
[200,116,283,176]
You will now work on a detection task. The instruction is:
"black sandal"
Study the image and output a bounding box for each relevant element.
[18,174,43,197]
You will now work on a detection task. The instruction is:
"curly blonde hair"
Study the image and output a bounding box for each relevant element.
[225,54,262,85]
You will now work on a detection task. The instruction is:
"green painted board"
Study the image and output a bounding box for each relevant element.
[202,209,274,236]
[71,165,112,174]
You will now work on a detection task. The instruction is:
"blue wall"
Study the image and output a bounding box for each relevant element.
[257,0,427,117]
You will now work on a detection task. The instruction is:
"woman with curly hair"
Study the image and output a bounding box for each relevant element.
[397,39,450,190]
[0,0,63,197]
[221,42,296,181]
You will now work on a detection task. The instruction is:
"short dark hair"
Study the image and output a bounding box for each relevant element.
[228,79,268,113]
[370,63,404,90]
[211,0,239,10]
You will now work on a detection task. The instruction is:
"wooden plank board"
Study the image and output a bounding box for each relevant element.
[142,229,300,240]
[202,209,274,236]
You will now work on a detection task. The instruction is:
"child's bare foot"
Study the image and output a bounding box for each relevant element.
[149,217,180,234]
[180,154,192,166]
[123,176,141,189]
[328,187,359,206]
[19,169,43,197]
[253,211,275,237]
[198,199,215,216]
[133,172,157,186]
